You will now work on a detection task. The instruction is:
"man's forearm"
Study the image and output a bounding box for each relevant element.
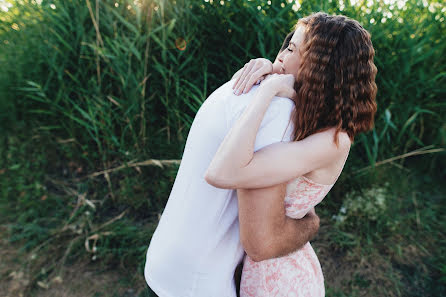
[264,212,319,260]
[237,186,320,262]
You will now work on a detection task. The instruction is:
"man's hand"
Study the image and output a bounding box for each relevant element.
[302,207,320,242]
[232,58,273,95]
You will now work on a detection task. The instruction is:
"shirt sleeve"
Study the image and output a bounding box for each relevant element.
[253,96,295,152]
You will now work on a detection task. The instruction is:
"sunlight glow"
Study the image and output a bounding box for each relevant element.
[292,3,300,11]
[396,0,406,9]
[0,0,12,12]
[367,0,407,9]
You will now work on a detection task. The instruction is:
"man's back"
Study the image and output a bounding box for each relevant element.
[144,80,294,297]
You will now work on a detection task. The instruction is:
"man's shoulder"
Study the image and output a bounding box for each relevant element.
[205,79,294,109]
[205,80,234,104]
[268,95,295,112]
[201,80,294,131]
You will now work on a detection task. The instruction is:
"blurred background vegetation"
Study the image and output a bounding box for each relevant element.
[0,0,444,296]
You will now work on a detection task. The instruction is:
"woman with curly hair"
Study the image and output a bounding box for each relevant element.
[206,12,378,296]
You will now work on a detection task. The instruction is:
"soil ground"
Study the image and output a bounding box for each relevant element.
[0,220,399,297]
[0,225,149,297]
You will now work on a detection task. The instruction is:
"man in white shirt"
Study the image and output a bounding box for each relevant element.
[144,33,320,297]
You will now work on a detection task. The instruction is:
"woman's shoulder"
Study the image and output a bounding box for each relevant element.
[300,128,350,184]
[334,129,351,150]
[308,127,351,150]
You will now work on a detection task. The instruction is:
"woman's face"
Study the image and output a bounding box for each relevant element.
[275,25,306,78]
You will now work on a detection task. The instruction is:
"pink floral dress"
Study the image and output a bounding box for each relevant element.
[240,175,334,297]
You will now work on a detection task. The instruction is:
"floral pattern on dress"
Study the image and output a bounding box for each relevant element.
[240,176,334,297]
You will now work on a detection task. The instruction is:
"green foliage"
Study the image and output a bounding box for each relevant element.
[318,165,446,296]
[0,0,444,171]
[332,184,391,229]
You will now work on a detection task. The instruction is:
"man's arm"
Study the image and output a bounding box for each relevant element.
[237,183,320,262]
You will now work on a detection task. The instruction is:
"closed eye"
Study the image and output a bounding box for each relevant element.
[287,47,293,52]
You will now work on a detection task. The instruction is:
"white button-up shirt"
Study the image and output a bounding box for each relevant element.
[144,80,294,297]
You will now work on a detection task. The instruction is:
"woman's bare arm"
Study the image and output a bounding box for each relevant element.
[205,75,350,189]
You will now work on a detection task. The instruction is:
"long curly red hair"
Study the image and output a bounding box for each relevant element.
[290,12,378,145]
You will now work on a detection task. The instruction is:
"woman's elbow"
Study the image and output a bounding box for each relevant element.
[204,170,237,189]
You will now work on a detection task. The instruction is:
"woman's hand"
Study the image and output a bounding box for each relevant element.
[261,74,297,100]
[232,58,273,95]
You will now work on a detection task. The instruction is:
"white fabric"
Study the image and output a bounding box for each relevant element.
[144,80,295,297]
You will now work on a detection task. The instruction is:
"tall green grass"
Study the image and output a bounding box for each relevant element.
[0,0,445,296]
[0,0,444,171]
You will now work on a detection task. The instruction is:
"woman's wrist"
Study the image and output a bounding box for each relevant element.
[259,77,281,95]
[258,82,278,98]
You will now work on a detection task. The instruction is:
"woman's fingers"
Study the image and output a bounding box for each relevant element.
[234,61,256,94]
[233,61,255,91]
[242,69,268,94]
[232,64,247,89]
[232,59,273,95]
[236,63,264,94]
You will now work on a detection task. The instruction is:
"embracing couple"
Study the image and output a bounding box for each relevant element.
[144,12,377,297]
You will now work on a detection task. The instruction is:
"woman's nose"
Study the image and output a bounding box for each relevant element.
[277,50,286,63]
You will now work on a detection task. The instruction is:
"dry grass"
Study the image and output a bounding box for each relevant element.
[0,226,148,297]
